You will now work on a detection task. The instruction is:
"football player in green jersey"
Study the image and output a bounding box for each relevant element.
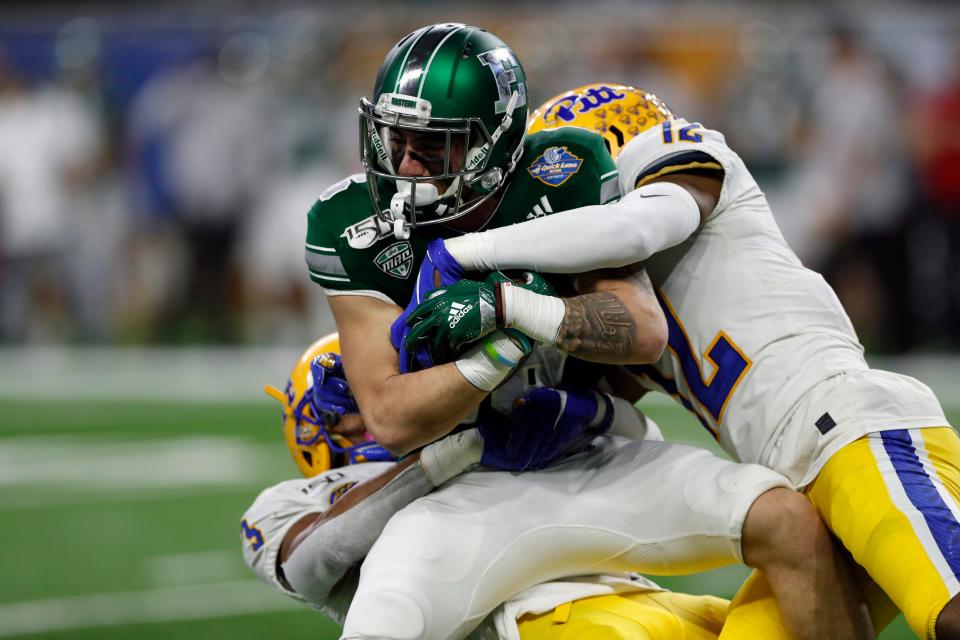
[305,23,665,456]
[303,24,871,640]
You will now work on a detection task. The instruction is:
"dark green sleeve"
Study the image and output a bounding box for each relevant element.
[304,177,384,297]
[305,200,352,291]
[561,128,620,206]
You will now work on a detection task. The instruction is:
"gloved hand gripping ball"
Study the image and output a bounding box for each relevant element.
[404,270,556,365]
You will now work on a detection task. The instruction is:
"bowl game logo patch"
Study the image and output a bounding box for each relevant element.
[527,146,583,187]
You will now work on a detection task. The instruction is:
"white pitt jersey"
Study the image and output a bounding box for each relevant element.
[616,119,872,483]
[241,462,393,620]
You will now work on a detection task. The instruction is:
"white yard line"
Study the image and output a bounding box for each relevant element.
[0,484,259,511]
[0,436,291,511]
[0,581,303,637]
[0,436,281,490]
[0,346,300,403]
[1,347,957,406]
[146,550,248,588]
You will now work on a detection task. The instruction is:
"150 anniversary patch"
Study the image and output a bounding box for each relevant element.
[527,146,583,187]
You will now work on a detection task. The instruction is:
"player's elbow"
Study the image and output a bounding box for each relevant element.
[362,409,418,457]
[621,292,668,364]
[282,518,350,604]
[648,309,668,360]
[370,428,415,457]
[629,316,667,364]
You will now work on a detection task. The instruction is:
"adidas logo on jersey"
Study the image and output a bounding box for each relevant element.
[526,195,554,220]
[447,301,474,328]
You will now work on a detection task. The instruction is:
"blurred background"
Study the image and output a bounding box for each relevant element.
[0,1,958,639]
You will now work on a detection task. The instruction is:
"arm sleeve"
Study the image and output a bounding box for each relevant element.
[305,199,355,290]
[282,460,436,605]
[305,181,393,303]
[446,181,700,273]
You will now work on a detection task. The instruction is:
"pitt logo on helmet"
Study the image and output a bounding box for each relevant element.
[541,85,627,126]
[528,83,674,159]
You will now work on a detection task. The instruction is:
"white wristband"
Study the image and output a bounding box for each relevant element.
[420,428,483,486]
[454,331,526,391]
[444,232,495,272]
[500,282,566,344]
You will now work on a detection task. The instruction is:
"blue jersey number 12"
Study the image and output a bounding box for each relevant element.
[633,290,751,434]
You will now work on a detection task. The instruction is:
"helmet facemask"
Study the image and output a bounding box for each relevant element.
[264,334,395,478]
[359,89,523,239]
[290,367,378,468]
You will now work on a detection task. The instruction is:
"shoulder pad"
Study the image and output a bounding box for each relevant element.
[525,127,611,164]
[519,127,617,196]
[318,174,367,203]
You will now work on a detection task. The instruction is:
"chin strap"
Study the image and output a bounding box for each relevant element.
[390,182,440,239]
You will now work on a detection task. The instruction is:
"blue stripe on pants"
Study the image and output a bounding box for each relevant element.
[881,429,960,579]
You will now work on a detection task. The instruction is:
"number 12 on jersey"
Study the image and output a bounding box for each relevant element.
[635,290,751,436]
[662,121,704,144]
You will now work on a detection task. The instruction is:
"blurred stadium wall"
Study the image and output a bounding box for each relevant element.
[0,1,958,352]
[0,4,958,640]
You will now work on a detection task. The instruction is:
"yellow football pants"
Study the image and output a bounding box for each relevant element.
[719,566,900,640]
[807,426,960,639]
[517,590,728,640]
[718,570,790,640]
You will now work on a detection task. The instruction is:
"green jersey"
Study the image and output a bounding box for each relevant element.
[304,127,618,306]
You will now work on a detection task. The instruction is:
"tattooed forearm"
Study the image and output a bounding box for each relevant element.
[556,292,637,363]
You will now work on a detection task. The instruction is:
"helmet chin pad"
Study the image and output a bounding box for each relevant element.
[389,181,447,238]
[391,181,440,217]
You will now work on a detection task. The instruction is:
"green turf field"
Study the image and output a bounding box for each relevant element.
[1,396,949,639]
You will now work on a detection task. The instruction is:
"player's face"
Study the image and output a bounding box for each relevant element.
[389,127,467,188]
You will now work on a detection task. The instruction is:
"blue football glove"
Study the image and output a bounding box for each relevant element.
[390,238,465,372]
[479,387,615,471]
[478,413,524,470]
[422,237,465,284]
[309,352,359,425]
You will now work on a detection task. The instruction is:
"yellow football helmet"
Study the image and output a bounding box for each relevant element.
[527,83,674,159]
[264,332,393,477]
